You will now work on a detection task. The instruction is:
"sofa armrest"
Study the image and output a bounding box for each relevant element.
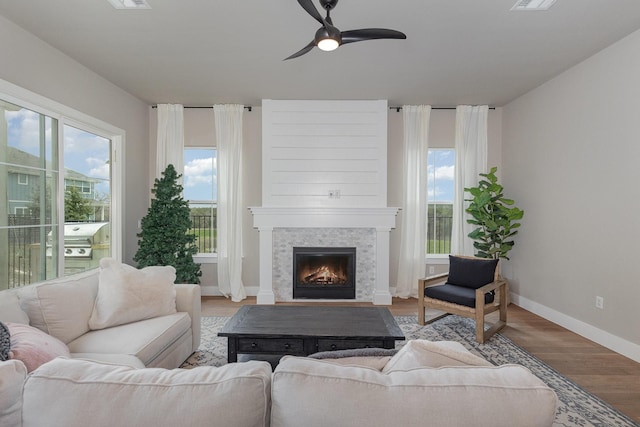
[174,284,201,352]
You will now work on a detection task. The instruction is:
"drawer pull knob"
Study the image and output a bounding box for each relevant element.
[284,343,290,349]
[330,344,337,350]
[251,342,257,349]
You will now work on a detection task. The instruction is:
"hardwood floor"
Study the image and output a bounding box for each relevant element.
[202,296,640,423]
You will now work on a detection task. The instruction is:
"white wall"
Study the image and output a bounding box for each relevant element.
[503,29,640,359]
[0,15,149,265]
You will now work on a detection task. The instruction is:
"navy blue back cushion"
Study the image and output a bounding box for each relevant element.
[447,256,498,289]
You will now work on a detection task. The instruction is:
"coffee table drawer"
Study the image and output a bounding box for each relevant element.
[237,338,304,354]
[317,339,386,352]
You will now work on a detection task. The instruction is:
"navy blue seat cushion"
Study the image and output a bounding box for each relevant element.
[424,283,495,308]
[447,256,499,289]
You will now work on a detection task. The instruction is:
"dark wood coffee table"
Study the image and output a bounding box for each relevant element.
[218,305,405,364]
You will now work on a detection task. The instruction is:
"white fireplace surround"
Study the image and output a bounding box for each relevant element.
[249,207,399,305]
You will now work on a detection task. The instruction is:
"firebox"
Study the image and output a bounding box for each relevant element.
[292,247,356,299]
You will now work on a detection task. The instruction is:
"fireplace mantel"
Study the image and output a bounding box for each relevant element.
[249,206,399,305]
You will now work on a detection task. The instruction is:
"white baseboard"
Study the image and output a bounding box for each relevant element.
[200,285,260,297]
[511,293,640,363]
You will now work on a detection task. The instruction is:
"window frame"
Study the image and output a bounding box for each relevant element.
[1,78,124,277]
[426,147,455,263]
[183,146,217,264]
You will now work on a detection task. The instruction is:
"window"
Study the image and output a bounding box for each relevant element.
[183,148,217,255]
[427,149,455,255]
[1,88,122,290]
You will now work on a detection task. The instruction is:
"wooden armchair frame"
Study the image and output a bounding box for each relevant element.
[417,260,508,344]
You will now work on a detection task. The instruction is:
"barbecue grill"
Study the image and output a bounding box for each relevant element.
[61,222,109,258]
[46,222,110,274]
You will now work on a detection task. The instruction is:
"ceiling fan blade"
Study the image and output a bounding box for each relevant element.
[297,0,325,25]
[340,28,407,45]
[284,41,316,60]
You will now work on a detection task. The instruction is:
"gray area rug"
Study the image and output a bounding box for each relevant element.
[181,315,639,427]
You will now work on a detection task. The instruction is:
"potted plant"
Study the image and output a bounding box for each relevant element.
[134,164,202,284]
[464,167,524,260]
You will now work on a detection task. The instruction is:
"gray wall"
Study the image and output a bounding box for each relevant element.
[0,15,150,266]
[502,29,640,351]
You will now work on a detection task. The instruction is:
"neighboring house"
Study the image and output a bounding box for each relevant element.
[6,146,104,220]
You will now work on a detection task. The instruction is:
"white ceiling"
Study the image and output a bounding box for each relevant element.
[1,0,640,107]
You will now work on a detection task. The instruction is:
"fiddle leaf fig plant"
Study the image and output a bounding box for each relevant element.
[465,167,524,260]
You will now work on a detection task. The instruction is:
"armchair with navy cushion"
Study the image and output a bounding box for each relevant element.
[418,255,507,343]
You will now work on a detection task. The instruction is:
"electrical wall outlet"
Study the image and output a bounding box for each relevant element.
[428,266,435,274]
[595,296,604,310]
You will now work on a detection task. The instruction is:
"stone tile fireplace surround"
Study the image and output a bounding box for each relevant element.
[250,207,399,305]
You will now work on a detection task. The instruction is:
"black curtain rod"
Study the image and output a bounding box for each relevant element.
[151,105,252,112]
[390,106,496,112]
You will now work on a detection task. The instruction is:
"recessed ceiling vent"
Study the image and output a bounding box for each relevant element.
[107,0,151,9]
[511,0,557,11]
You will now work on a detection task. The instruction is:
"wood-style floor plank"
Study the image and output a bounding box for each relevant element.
[201,296,640,423]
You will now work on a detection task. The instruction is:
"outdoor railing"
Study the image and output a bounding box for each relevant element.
[189,213,217,254]
[427,215,452,254]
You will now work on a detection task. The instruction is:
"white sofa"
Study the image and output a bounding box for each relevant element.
[0,266,201,369]
[0,339,559,427]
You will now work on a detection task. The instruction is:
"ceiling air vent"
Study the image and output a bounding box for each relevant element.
[107,0,151,9]
[511,0,557,11]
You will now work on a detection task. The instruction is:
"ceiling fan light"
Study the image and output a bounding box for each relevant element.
[318,37,340,51]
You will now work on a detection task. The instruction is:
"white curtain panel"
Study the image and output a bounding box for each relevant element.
[395,105,431,298]
[451,105,489,257]
[156,104,184,180]
[214,104,246,302]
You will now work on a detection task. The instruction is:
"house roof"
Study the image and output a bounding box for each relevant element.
[1,0,639,107]
[6,146,101,183]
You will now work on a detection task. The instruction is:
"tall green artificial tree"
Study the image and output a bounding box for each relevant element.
[134,164,201,283]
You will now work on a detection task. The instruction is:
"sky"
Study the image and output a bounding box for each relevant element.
[428,149,455,203]
[183,148,216,202]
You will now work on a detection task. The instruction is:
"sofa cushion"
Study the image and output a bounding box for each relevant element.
[69,312,190,366]
[36,278,97,344]
[23,358,272,427]
[382,340,493,373]
[71,353,146,368]
[89,258,177,330]
[424,283,494,307]
[0,291,30,325]
[447,255,498,289]
[0,359,27,427]
[7,322,70,372]
[17,269,99,335]
[271,356,558,427]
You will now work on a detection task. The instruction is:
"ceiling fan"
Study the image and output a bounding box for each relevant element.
[285,0,407,60]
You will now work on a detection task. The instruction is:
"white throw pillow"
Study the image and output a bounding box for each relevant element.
[89,258,177,330]
[37,279,97,344]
